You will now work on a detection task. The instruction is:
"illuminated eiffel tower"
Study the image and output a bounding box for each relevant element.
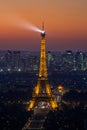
[22,24,58,130]
[27,23,58,113]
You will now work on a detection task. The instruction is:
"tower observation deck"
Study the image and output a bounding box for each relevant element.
[27,23,58,112]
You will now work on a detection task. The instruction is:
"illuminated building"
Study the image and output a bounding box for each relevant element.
[58,85,64,93]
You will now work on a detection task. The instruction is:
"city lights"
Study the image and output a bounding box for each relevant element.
[0,0,87,130]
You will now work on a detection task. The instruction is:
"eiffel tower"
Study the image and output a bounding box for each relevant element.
[22,23,58,130]
[27,23,58,113]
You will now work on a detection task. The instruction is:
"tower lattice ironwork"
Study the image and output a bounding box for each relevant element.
[28,23,58,111]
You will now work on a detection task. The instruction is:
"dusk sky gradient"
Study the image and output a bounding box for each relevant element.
[0,0,87,51]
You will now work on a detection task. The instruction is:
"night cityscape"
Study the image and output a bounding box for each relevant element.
[0,0,87,130]
[0,50,87,130]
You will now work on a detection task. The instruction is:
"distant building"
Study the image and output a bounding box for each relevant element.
[75,51,84,70]
[13,51,21,71]
[1,50,87,73]
[5,50,21,71]
[47,51,53,67]
[62,50,74,71]
[28,55,39,72]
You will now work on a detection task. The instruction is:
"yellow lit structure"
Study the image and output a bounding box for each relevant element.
[28,23,58,111]
[50,100,58,109]
[58,85,64,93]
[58,85,63,89]
[34,85,40,96]
[27,100,35,111]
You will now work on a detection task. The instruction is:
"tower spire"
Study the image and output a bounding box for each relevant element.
[42,22,44,30]
[41,22,45,37]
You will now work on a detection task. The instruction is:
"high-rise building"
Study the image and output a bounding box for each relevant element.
[5,50,12,70]
[13,51,21,71]
[5,50,21,71]
[62,50,74,71]
[75,51,84,70]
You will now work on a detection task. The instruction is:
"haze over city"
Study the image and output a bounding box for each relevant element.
[0,0,87,51]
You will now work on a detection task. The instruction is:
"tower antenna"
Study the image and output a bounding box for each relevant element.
[42,22,44,30]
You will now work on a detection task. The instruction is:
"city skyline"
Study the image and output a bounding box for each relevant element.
[0,0,87,51]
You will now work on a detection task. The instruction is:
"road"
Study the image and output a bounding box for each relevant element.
[22,114,46,130]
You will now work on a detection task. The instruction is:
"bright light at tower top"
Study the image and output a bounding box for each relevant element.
[41,30,45,36]
[41,22,46,36]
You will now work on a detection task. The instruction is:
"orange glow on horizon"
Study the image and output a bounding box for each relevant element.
[0,0,87,50]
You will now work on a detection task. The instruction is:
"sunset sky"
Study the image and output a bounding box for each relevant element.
[0,0,87,51]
